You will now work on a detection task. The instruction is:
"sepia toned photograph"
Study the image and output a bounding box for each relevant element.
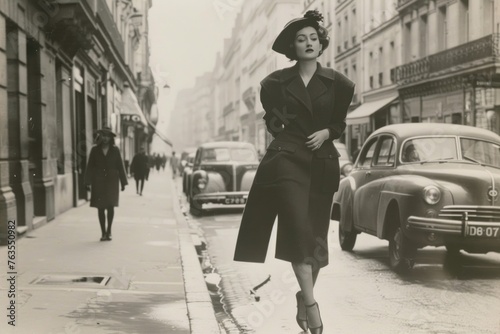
[1,0,500,333]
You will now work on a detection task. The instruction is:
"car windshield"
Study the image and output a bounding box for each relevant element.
[401,137,458,163]
[201,148,256,162]
[460,138,500,167]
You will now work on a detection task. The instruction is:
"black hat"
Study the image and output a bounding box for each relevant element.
[272,10,329,56]
[97,126,116,137]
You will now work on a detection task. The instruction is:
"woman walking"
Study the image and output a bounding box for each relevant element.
[85,127,128,241]
[130,146,149,195]
[233,10,355,333]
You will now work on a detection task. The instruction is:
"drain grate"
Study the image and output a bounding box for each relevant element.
[31,275,111,286]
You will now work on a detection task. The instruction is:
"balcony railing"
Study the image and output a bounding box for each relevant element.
[396,34,499,85]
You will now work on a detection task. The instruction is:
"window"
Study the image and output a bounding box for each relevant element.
[460,0,469,43]
[390,68,396,83]
[438,5,447,51]
[379,72,383,86]
[375,137,396,166]
[358,138,378,168]
[419,15,428,57]
[404,22,412,62]
[369,76,374,89]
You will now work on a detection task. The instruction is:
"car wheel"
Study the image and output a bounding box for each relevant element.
[389,226,417,273]
[338,223,357,251]
[190,197,203,216]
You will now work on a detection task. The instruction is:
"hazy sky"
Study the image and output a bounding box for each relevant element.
[148,0,241,144]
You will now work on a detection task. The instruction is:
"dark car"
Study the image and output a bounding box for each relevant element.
[188,141,259,215]
[182,152,196,196]
[332,123,500,272]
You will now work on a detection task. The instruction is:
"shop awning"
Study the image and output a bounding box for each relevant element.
[120,87,148,126]
[147,118,173,147]
[346,95,398,125]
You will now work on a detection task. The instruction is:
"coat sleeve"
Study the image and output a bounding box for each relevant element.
[261,85,284,138]
[130,156,136,174]
[84,147,95,186]
[115,148,128,186]
[327,76,355,141]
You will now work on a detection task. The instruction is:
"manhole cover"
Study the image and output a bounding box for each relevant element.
[31,275,111,286]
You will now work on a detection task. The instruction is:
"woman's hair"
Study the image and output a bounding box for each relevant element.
[285,11,330,61]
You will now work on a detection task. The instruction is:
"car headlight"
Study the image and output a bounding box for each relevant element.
[197,179,207,189]
[341,163,353,176]
[423,185,441,205]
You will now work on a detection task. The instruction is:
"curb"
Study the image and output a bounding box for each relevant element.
[170,179,222,334]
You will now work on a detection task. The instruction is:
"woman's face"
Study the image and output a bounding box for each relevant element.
[294,26,322,60]
[101,133,111,144]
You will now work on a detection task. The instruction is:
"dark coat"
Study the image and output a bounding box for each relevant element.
[84,145,128,208]
[234,63,355,268]
[130,152,149,180]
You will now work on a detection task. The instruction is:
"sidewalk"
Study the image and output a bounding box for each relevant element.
[0,170,221,334]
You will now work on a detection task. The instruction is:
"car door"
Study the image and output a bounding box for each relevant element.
[352,136,379,232]
[357,135,397,233]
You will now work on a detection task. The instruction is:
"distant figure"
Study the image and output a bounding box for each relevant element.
[170,151,179,178]
[130,147,149,196]
[84,127,128,241]
[161,154,167,171]
[155,154,162,172]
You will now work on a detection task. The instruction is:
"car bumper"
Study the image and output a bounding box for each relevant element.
[193,191,249,205]
[407,216,500,235]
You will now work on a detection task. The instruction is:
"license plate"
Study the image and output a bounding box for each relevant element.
[467,226,500,238]
[225,196,246,204]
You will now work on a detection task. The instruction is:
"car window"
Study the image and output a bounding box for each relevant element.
[402,137,458,163]
[201,148,256,162]
[461,138,500,167]
[374,137,395,166]
[358,138,378,168]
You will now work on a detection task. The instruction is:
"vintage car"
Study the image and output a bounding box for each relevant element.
[182,152,196,196]
[188,141,259,215]
[332,123,500,272]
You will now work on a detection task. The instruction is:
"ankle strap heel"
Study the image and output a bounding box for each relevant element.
[305,302,323,334]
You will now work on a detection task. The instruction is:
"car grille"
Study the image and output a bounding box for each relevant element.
[439,205,500,222]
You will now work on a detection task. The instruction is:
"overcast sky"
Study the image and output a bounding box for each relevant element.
[148,0,242,149]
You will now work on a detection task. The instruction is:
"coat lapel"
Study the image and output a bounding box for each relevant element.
[280,63,336,116]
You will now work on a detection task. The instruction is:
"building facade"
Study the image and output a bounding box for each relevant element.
[0,0,156,243]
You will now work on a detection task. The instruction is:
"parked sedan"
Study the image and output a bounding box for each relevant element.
[188,141,259,215]
[335,141,354,179]
[332,123,500,272]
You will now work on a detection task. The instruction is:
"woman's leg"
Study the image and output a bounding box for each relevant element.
[139,178,144,195]
[98,208,106,239]
[292,262,322,329]
[106,206,114,237]
[135,179,139,194]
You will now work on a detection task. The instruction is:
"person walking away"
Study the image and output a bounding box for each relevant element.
[130,147,149,195]
[84,126,128,241]
[170,151,179,178]
[233,10,355,334]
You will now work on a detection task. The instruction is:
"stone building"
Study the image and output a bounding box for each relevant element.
[0,0,157,243]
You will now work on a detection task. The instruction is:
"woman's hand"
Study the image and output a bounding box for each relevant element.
[121,185,126,191]
[306,129,330,151]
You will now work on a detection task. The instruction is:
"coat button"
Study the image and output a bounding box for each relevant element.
[278,147,282,151]
[329,155,333,158]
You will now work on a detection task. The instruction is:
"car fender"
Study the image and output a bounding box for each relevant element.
[332,176,357,232]
[376,174,453,239]
[240,169,257,191]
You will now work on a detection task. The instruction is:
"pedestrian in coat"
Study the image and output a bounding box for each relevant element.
[233,10,354,334]
[170,152,179,178]
[84,127,128,241]
[130,147,149,195]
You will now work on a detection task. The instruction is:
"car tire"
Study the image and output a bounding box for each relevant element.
[190,197,203,216]
[445,245,461,255]
[338,223,357,251]
[389,226,417,273]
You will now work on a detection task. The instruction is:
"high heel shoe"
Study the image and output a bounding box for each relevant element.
[295,291,308,331]
[305,302,323,334]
